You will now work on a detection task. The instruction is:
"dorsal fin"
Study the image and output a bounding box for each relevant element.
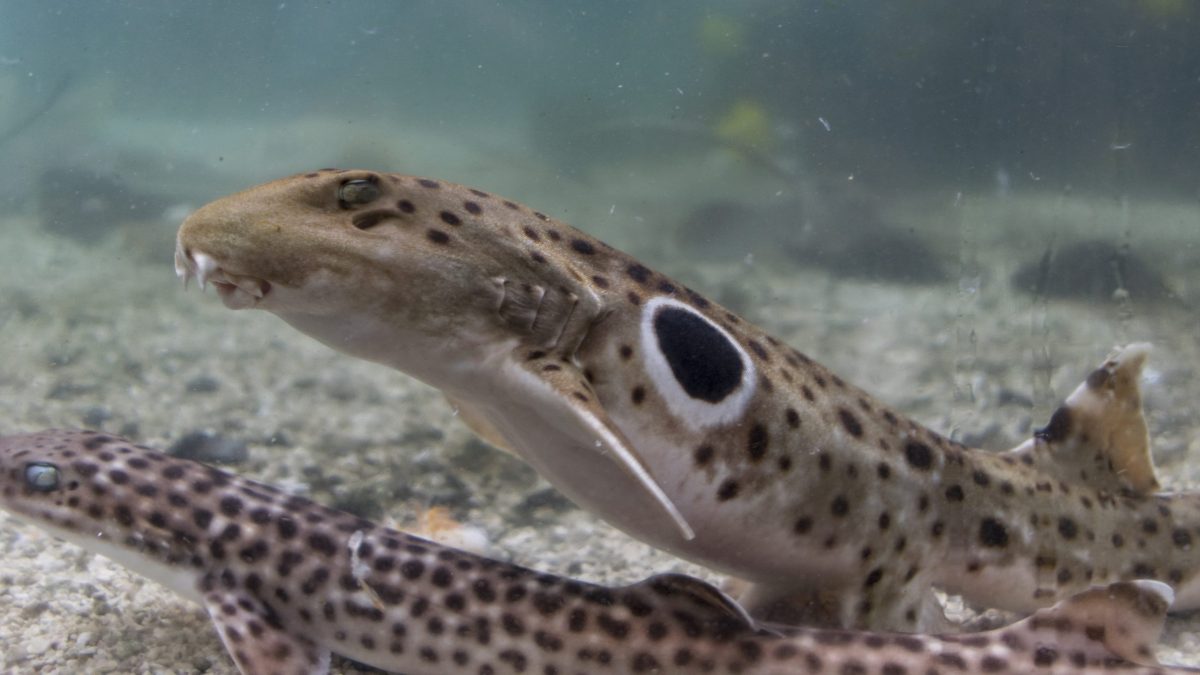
[1008,343,1158,494]
[1000,580,1173,666]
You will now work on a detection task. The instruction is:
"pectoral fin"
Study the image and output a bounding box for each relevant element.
[201,582,330,675]
[1009,343,1158,495]
[487,350,694,541]
[445,393,521,456]
[622,573,761,635]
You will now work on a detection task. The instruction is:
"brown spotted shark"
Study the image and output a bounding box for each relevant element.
[175,169,1200,632]
[2,428,1197,674]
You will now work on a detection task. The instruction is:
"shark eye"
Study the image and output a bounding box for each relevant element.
[24,463,61,492]
[338,179,381,207]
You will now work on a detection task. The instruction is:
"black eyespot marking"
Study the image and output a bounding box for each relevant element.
[652,306,744,403]
[439,211,462,226]
[426,229,451,245]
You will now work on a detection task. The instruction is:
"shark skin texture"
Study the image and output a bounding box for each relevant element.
[1,429,1197,675]
[175,169,1200,632]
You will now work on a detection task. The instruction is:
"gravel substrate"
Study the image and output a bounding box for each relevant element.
[1,182,1198,672]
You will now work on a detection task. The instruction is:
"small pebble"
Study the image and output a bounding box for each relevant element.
[265,431,292,447]
[81,406,112,427]
[513,487,576,521]
[184,375,221,394]
[167,431,248,464]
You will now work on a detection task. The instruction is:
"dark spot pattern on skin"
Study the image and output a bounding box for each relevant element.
[1058,517,1079,540]
[308,532,337,557]
[1037,406,1072,443]
[979,518,1009,547]
[838,409,864,438]
[439,211,462,226]
[219,496,242,517]
[401,560,425,579]
[1034,647,1058,666]
[193,508,213,529]
[463,201,482,215]
[397,199,415,213]
[418,178,440,189]
[570,239,596,255]
[747,340,769,360]
[1174,528,1193,549]
[1086,367,1111,390]
[831,496,850,517]
[716,480,739,501]
[626,263,651,284]
[904,441,933,470]
[747,424,768,461]
[785,408,800,428]
[426,229,451,244]
[653,306,744,403]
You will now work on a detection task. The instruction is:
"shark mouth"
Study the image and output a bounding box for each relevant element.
[174,244,271,309]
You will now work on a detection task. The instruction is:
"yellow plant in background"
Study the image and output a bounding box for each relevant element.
[714,99,773,151]
[697,13,745,58]
[1139,0,1190,17]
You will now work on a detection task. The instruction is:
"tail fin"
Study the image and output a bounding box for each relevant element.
[999,580,1172,667]
[1009,343,1158,495]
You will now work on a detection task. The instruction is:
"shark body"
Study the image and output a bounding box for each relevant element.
[1,428,1196,674]
[175,169,1200,631]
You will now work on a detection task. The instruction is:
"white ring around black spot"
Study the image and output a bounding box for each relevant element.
[640,296,756,430]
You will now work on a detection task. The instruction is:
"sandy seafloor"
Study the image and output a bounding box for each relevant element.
[1,162,1199,674]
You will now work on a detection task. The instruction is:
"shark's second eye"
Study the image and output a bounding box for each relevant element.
[24,462,61,492]
[338,179,380,207]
